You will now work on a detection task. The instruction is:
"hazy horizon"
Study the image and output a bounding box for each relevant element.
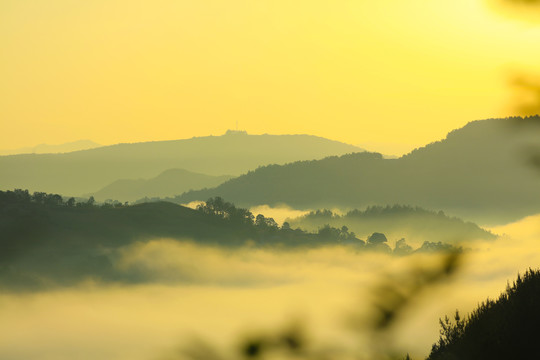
[2,1,540,359]
[0,128,430,158]
[3,1,540,151]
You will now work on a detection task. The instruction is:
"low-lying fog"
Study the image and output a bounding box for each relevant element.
[1,213,539,360]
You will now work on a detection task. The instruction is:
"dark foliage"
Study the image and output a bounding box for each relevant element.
[290,205,494,246]
[427,269,540,360]
[0,191,365,289]
[0,190,458,289]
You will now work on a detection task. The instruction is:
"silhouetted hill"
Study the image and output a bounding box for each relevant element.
[0,131,362,196]
[0,191,359,289]
[427,269,540,360]
[288,205,496,247]
[90,168,232,202]
[175,117,540,224]
[1,190,457,289]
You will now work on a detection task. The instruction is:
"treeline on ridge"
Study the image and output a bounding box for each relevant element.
[0,189,462,289]
[288,205,495,246]
[1,189,457,253]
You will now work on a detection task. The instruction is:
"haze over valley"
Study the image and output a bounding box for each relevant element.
[2,115,540,360]
[2,0,540,359]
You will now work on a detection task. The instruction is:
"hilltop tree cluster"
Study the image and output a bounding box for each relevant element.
[196,197,458,253]
[0,189,130,209]
[1,188,96,208]
[0,190,459,254]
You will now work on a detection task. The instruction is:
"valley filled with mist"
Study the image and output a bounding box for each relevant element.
[3,0,540,358]
[2,116,540,360]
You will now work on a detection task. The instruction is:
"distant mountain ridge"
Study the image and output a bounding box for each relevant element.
[287,205,496,247]
[0,139,100,156]
[0,131,363,196]
[175,117,540,224]
[90,168,233,202]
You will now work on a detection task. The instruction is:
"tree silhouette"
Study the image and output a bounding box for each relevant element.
[427,269,540,360]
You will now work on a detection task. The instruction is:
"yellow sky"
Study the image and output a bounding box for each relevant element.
[1,0,540,153]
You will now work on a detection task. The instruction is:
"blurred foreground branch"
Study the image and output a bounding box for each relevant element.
[510,74,540,117]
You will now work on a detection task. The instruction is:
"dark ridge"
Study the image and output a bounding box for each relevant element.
[174,117,540,224]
